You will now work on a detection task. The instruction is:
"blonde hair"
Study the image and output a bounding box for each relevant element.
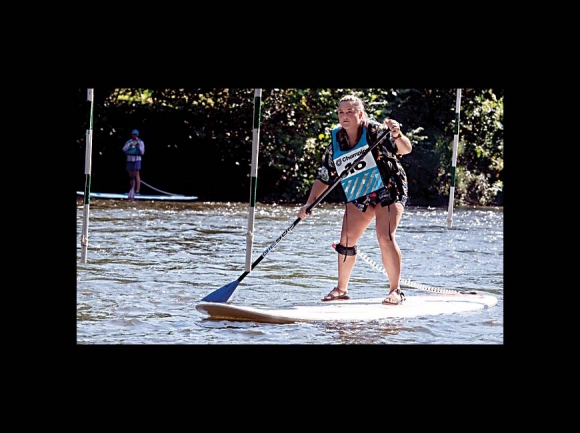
[338,95,369,124]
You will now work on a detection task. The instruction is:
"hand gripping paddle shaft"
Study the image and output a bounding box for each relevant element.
[200,130,390,303]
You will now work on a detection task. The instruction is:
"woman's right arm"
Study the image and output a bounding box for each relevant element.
[298,179,329,218]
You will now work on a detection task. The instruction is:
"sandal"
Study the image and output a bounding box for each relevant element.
[382,288,405,305]
[322,287,350,302]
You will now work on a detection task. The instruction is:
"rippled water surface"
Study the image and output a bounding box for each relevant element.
[76,200,504,345]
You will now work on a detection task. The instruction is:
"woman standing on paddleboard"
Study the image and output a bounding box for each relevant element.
[298,95,412,305]
[122,129,145,196]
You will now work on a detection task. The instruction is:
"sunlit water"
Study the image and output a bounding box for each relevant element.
[76,200,504,345]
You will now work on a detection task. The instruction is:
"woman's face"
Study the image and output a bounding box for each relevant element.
[337,101,361,129]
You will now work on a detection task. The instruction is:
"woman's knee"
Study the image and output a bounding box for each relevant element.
[377,231,397,246]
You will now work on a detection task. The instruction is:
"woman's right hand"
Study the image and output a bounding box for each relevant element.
[298,204,311,218]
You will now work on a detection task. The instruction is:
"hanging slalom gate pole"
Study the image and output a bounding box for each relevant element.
[80,88,95,263]
[245,89,262,272]
[447,88,462,229]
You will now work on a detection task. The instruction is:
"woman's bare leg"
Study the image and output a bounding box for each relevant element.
[334,203,375,294]
[375,202,405,301]
[135,171,141,193]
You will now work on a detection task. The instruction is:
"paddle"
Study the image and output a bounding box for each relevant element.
[200,128,390,303]
[140,180,179,196]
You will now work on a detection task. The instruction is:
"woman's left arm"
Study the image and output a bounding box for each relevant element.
[384,118,412,155]
[392,134,412,155]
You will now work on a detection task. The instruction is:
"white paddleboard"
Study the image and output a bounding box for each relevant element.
[77,191,198,201]
[196,292,498,324]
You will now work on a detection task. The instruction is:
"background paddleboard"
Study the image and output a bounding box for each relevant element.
[196,292,498,324]
[77,191,198,201]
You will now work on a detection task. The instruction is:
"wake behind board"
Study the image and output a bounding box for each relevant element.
[196,292,498,324]
[77,191,198,201]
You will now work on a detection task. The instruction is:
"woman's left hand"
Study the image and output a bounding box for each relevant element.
[384,118,400,134]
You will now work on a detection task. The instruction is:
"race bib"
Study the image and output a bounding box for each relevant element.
[334,144,384,201]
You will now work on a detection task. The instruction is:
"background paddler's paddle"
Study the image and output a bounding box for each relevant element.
[200,128,391,303]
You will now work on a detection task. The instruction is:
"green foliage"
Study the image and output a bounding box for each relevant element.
[76,88,503,206]
[453,89,504,206]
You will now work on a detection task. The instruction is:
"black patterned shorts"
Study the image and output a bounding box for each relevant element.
[352,186,407,212]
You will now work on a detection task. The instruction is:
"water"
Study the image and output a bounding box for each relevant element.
[76,200,504,344]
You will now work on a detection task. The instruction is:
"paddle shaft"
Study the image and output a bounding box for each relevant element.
[201,129,390,302]
[140,179,178,196]
[246,130,392,276]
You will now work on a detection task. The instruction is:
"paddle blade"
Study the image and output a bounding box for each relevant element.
[201,280,240,303]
